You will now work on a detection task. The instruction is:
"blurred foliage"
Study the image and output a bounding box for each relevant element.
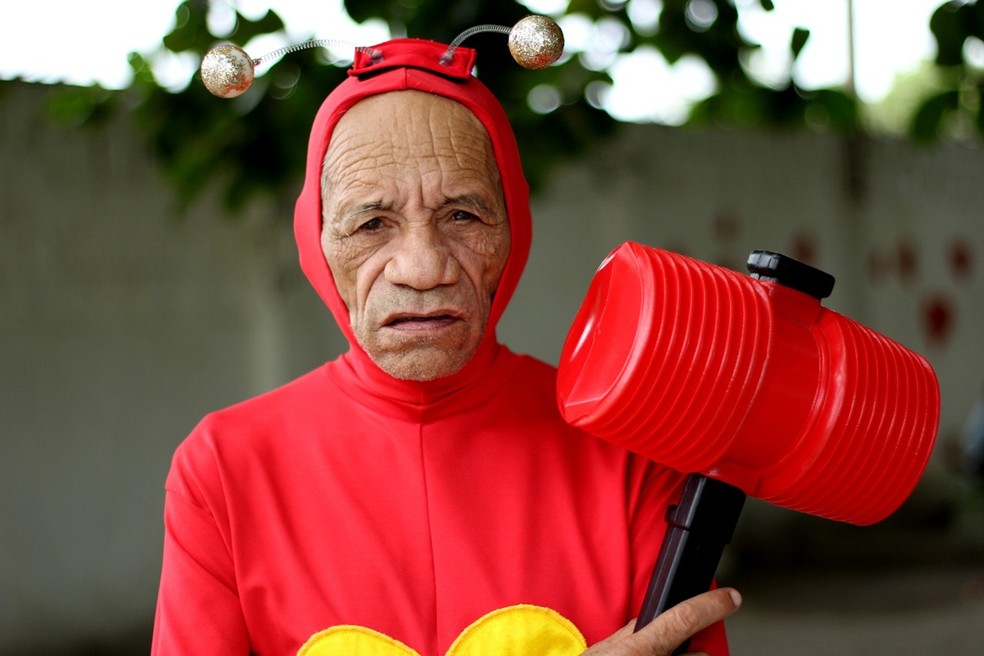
[35,0,979,217]
[864,63,943,136]
[912,0,984,140]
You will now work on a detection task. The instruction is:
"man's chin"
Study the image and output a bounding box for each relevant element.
[370,348,473,382]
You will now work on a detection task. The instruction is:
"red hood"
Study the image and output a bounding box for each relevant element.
[293,38,532,401]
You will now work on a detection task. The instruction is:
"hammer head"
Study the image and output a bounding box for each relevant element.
[557,243,940,526]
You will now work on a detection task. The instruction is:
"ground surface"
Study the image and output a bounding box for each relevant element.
[711,487,984,655]
[726,564,984,655]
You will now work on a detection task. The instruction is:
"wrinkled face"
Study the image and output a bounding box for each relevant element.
[321,91,511,381]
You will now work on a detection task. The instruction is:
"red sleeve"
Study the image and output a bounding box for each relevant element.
[629,463,730,656]
[152,473,250,654]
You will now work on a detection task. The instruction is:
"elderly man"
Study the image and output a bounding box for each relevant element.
[152,38,738,655]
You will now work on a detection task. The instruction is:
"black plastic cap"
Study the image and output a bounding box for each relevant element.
[746,251,835,300]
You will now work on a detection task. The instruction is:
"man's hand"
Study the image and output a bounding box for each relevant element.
[581,588,741,656]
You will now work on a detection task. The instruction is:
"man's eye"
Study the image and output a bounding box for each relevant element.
[357,217,384,232]
[450,210,480,223]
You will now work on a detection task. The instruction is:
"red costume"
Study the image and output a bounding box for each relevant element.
[152,39,728,656]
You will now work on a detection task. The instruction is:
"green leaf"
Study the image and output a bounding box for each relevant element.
[971,0,984,39]
[790,27,810,60]
[910,88,960,140]
[810,88,859,131]
[232,9,286,44]
[976,81,984,136]
[930,1,971,66]
[162,1,212,53]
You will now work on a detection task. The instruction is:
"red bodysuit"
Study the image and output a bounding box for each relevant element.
[151,38,728,656]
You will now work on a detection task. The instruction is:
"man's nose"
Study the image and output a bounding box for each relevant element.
[384,225,459,290]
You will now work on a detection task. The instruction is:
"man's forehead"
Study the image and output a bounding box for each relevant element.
[322,90,503,199]
[334,90,485,138]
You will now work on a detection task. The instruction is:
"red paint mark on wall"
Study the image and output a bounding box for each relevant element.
[949,239,973,279]
[922,293,955,346]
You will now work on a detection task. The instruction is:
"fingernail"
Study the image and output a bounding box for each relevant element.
[729,589,742,607]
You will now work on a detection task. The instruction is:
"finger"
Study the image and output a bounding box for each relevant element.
[635,587,741,655]
[589,619,637,650]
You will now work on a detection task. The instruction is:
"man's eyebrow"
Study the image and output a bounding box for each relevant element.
[441,194,495,212]
[341,201,391,222]
[336,195,497,222]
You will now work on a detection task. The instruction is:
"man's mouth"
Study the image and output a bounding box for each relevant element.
[384,313,461,329]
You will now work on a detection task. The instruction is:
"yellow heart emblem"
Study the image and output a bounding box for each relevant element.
[298,604,588,656]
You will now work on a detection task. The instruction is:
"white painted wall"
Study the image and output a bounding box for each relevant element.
[2,81,982,652]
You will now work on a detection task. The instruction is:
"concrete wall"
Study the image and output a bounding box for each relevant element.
[2,81,982,653]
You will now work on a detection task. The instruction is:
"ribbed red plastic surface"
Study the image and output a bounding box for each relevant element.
[557,243,940,526]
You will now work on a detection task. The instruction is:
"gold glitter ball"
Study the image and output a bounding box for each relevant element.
[201,44,255,98]
[508,15,564,70]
